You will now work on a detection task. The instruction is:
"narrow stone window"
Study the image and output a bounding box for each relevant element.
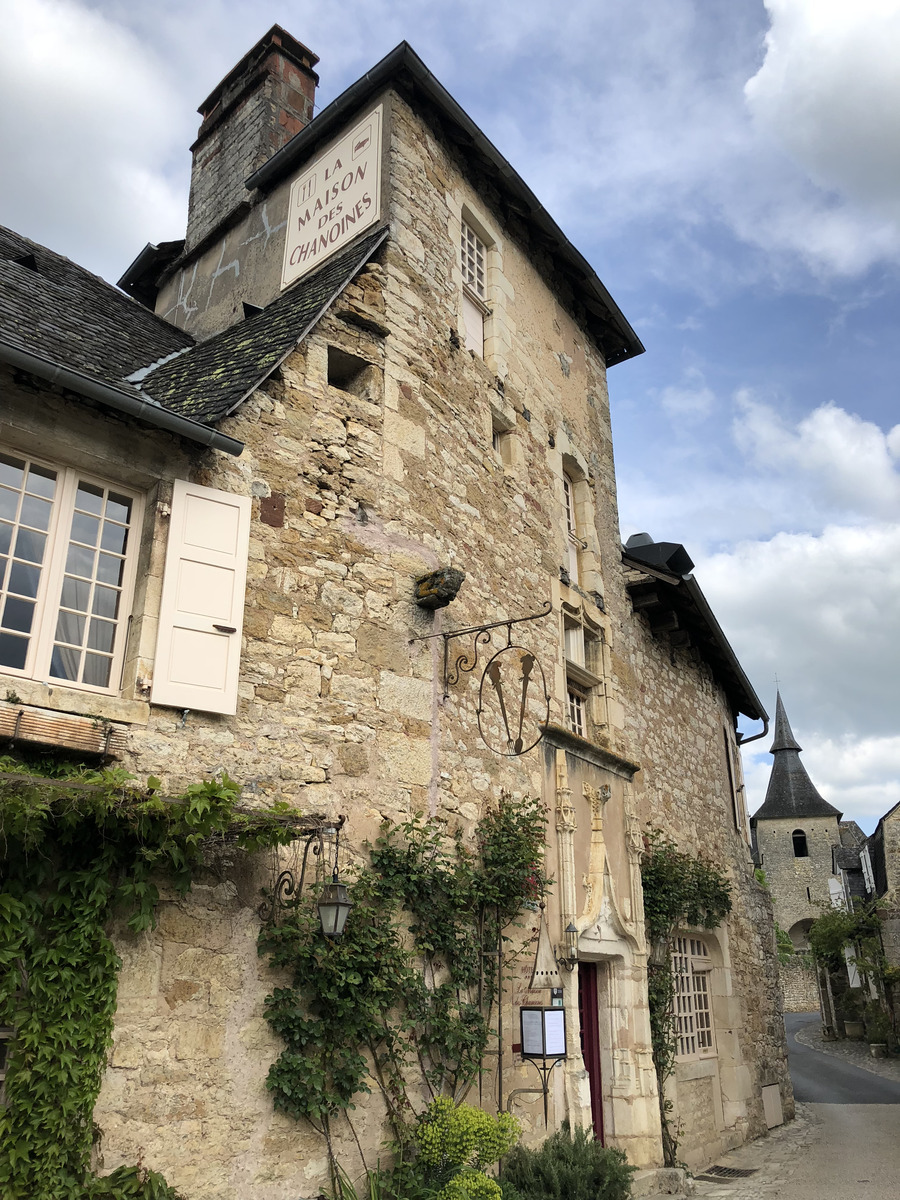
[327,346,372,392]
[792,829,809,858]
[563,474,583,585]
[460,219,490,357]
[460,222,486,298]
[491,417,516,468]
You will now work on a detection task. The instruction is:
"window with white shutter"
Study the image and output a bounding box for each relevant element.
[150,480,251,716]
[0,450,141,693]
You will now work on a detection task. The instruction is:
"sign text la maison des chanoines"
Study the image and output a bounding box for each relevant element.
[281,106,383,289]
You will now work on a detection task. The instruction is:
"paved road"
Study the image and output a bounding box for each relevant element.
[784,1011,900,1103]
[682,1017,900,1200]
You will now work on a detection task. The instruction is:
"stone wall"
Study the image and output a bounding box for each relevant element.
[780,957,819,1013]
[611,579,794,1163]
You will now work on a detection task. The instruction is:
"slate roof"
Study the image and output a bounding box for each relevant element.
[0,225,193,384]
[752,693,842,822]
[135,225,389,424]
[0,223,389,443]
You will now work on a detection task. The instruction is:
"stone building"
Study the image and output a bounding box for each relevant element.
[0,26,790,1198]
[865,802,900,981]
[750,693,870,1012]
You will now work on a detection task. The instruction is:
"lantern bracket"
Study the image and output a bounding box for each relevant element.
[259,814,346,926]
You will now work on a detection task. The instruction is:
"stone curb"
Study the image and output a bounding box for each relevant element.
[793,1018,900,1084]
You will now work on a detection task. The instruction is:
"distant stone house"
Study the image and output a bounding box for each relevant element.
[0,25,790,1197]
[751,693,874,1016]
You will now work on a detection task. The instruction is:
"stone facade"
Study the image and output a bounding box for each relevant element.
[0,30,791,1199]
[779,957,820,1013]
[756,815,842,947]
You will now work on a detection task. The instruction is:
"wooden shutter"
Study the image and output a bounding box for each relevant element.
[150,480,251,715]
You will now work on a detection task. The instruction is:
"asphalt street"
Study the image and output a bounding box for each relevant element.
[684,1015,900,1200]
[784,1011,900,1103]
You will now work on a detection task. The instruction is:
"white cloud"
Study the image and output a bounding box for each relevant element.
[734,397,900,522]
[699,522,900,747]
[0,0,189,280]
[742,734,900,833]
[746,1,900,224]
[660,368,716,420]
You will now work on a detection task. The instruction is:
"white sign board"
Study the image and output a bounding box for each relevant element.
[281,106,383,289]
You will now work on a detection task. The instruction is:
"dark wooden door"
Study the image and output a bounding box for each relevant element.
[578,961,605,1143]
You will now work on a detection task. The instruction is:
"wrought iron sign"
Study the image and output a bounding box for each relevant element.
[413,601,552,756]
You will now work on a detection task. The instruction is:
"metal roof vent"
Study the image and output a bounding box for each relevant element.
[624,533,694,578]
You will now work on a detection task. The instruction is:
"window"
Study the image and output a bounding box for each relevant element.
[0,454,251,717]
[0,452,139,692]
[563,607,603,740]
[567,685,586,738]
[460,220,489,356]
[792,829,809,858]
[672,937,714,1059]
[460,221,486,299]
[563,473,583,586]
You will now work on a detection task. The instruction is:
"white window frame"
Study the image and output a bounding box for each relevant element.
[460,218,491,357]
[563,473,584,585]
[672,936,716,1060]
[0,450,142,695]
[567,684,587,739]
[460,220,486,299]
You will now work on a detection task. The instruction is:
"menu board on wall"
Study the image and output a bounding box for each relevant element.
[281,106,383,289]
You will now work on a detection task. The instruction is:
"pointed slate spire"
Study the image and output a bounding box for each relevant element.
[752,692,841,822]
[769,691,801,752]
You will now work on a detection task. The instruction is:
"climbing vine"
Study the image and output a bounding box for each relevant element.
[257,796,547,1178]
[0,750,301,1200]
[639,829,732,1167]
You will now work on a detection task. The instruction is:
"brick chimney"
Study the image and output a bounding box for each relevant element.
[185,26,319,253]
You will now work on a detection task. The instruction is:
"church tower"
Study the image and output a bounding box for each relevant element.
[751,692,842,951]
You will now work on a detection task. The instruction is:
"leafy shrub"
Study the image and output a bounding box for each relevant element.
[499,1122,633,1200]
[414,1098,520,1199]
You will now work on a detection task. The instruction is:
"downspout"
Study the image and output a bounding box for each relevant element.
[738,716,769,746]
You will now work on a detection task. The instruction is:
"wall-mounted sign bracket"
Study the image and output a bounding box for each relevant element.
[411,600,553,699]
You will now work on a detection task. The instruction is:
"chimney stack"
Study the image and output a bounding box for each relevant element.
[185,25,319,253]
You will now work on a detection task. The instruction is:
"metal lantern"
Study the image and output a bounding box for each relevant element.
[317,880,353,938]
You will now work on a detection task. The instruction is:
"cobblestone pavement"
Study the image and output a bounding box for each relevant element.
[791,1016,900,1084]
[689,1103,822,1199]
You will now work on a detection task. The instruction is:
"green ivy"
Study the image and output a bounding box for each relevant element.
[0,752,300,1200]
[639,828,731,1167]
[808,900,897,1047]
[258,796,547,1179]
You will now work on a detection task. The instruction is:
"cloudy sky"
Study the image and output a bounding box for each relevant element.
[1,0,899,830]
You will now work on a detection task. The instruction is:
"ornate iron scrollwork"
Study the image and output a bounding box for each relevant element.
[446,627,493,688]
[258,814,346,925]
[411,600,553,755]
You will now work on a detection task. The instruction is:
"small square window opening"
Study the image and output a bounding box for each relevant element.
[327,346,372,393]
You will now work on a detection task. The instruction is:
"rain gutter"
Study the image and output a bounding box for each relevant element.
[0,339,244,457]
